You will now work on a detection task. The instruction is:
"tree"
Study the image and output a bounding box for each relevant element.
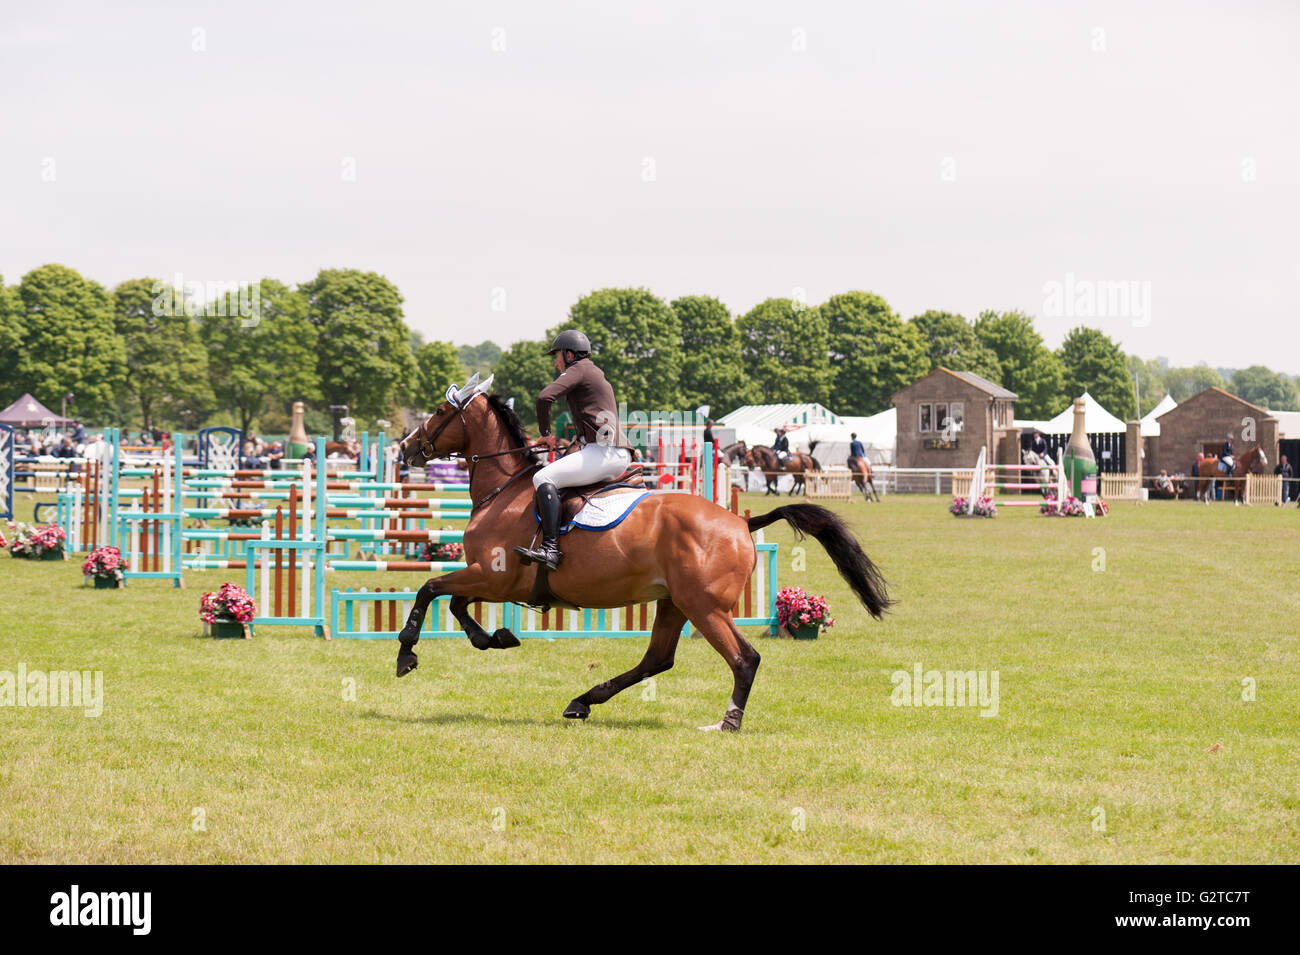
[1126,355,1167,417]
[564,288,683,410]
[12,264,126,420]
[909,309,1003,382]
[113,278,215,430]
[201,279,322,436]
[413,341,467,411]
[458,341,502,377]
[737,298,830,405]
[1057,326,1134,420]
[300,269,416,419]
[490,339,554,428]
[0,277,23,398]
[1231,365,1299,410]
[671,295,754,416]
[973,310,1066,419]
[819,291,928,415]
[1163,365,1226,403]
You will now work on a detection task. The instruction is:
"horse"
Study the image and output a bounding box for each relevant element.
[745,444,822,496]
[848,456,880,502]
[395,387,891,731]
[1195,444,1266,504]
[1021,449,1056,497]
[720,440,748,467]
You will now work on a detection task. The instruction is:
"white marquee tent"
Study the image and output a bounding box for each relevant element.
[1140,394,1177,437]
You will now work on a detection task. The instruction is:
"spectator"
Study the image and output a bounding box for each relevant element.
[71,419,87,444]
[265,440,285,471]
[1276,455,1294,505]
[52,436,80,474]
[138,430,154,447]
[1151,469,1179,500]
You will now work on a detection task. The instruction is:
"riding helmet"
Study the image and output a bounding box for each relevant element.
[547,329,591,357]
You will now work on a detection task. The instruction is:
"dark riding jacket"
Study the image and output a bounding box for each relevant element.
[773,435,789,455]
[537,357,627,447]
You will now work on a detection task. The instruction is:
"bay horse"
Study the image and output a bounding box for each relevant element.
[1195,443,1265,504]
[848,457,880,502]
[746,444,822,496]
[396,387,891,731]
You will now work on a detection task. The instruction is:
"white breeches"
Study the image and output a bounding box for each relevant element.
[534,443,632,490]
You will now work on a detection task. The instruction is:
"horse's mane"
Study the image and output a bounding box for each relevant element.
[485,394,532,449]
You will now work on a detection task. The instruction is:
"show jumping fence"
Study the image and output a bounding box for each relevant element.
[52,432,777,640]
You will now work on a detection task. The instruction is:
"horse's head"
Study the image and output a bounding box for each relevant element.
[399,374,495,467]
[743,449,755,468]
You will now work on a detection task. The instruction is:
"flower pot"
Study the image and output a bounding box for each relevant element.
[92,575,119,589]
[40,548,65,561]
[790,623,820,640]
[211,619,246,639]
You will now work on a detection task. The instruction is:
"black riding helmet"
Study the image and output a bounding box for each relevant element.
[547,329,590,367]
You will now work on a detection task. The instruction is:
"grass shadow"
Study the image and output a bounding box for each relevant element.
[358,708,668,730]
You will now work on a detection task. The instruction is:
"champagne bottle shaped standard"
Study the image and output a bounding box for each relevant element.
[1062,397,1098,499]
[288,401,310,459]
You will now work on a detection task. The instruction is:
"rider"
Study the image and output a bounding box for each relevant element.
[513,329,631,571]
[772,427,790,464]
[847,432,866,470]
[1030,429,1049,462]
[1220,431,1235,474]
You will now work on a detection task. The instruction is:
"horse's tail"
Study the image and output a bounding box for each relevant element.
[747,505,891,619]
[810,456,822,471]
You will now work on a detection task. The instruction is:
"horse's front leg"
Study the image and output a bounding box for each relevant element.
[396,566,519,677]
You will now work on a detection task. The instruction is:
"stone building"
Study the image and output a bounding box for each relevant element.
[1150,387,1278,475]
[892,369,1020,481]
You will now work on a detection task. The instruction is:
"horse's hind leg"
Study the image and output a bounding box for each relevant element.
[564,599,685,720]
[687,609,760,732]
[450,595,520,651]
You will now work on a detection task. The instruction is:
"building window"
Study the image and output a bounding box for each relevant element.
[948,402,964,434]
[918,403,932,433]
[934,403,949,434]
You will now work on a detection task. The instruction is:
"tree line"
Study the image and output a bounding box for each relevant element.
[2,266,1296,437]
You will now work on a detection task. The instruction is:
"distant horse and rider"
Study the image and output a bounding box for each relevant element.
[1194,436,1267,505]
[744,427,823,495]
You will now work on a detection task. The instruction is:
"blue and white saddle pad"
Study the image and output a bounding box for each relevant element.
[537,490,651,535]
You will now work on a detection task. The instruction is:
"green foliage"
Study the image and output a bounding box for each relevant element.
[200,279,322,435]
[113,278,216,430]
[0,278,23,393]
[973,310,1066,419]
[458,341,502,378]
[490,339,555,428]
[1057,326,1135,420]
[737,298,830,405]
[300,269,416,419]
[413,341,467,412]
[820,292,928,415]
[563,288,682,410]
[10,264,126,420]
[1127,355,1168,417]
[671,295,754,417]
[1163,365,1226,403]
[909,310,1003,383]
[1230,365,1299,411]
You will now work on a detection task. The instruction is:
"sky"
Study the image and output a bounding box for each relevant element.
[2,0,1297,371]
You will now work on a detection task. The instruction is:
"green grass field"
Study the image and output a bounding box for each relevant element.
[3,492,1298,863]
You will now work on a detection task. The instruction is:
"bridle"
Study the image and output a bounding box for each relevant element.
[400,395,557,511]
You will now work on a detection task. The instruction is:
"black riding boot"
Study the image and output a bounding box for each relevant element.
[514,482,562,570]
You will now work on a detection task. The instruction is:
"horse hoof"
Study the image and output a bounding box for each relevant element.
[563,700,590,720]
[396,651,418,677]
[491,628,521,649]
[469,630,493,651]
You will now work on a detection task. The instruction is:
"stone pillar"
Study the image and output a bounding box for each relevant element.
[1126,420,1142,477]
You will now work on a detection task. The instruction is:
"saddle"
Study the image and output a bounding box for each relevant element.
[552,465,646,526]
[526,465,646,614]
